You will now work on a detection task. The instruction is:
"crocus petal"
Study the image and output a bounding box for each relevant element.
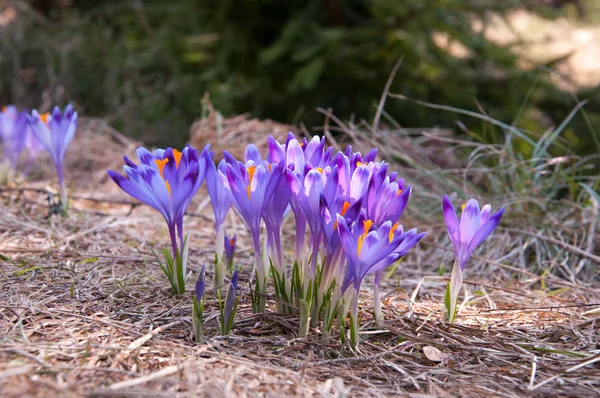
[108,169,165,216]
[459,198,480,244]
[267,135,285,163]
[442,195,460,245]
[349,165,370,201]
[245,144,263,163]
[480,204,492,223]
[29,111,53,154]
[137,147,156,165]
[286,139,305,171]
[336,215,357,260]
[465,207,504,261]
[363,148,377,163]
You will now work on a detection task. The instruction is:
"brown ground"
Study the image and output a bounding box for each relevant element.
[0,118,599,397]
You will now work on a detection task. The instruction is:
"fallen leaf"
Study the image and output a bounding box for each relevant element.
[423,346,448,362]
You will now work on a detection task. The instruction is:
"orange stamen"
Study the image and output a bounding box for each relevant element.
[165,180,172,197]
[357,235,364,256]
[229,238,235,246]
[40,113,49,124]
[363,219,373,233]
[357,219,374,256]
[1,106,6,112]
[396,189,402,196]
[389,222,399,242]
[247,165,256,199]
[173,149,182,169]
[268,163,272,173]
[155,158,169,179]
[340,201,350,216]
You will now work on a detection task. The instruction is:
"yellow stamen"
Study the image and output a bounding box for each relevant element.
[155,158,169,179]
[461,203,466,212]
[389,222,399,242]
[357,219,374,256]
[315,167,323,173]
[247,165,256,199]
[298,140,304,147]
[396,189,402,196]
[173,149,182,169]
[165,180,172,197]
[357,161,363,167]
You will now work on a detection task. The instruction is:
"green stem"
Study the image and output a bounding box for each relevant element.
[446,260,463,323]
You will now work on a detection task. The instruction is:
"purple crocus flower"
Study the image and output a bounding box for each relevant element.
[337,210,425,345]
[28,105,78,208]
[337,211,425,295]
[223,144,283,307]
[263,178,291,271]
[443,195,504,270]
[108,145,208,294]
[205,155,234,261]
[109,145,208,256]
[224,235,236,269]
[0,105,27,169]
[442,195,504,322]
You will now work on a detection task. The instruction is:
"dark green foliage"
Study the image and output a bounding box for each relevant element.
[0,0,598,156]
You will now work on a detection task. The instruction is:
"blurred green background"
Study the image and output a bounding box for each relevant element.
[0,0,599,158]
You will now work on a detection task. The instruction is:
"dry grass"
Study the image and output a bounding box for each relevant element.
[1,117,599,397]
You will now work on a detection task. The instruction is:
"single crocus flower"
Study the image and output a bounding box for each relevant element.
[223,144,283,312]
[0,105,27,170]
[221,270,239,335]
[205,156,233,258]
[193,264,206,344]
[205,154,234,292]
[108,145,209,294]
[28,105,78,211]
[337,211,425,345]
[224,235,236,270]
[263,171,292,272]
[442,195,504,322]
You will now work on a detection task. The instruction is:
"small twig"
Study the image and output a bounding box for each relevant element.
[372,57,403,135]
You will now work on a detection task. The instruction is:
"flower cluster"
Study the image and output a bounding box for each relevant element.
[0,104,78,212]
[109,132,503,346]
[210,133,426,345]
